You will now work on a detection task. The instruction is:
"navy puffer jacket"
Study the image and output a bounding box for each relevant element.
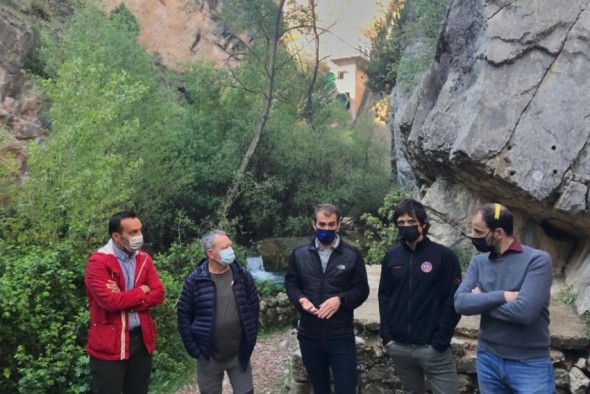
[177,258,260,369]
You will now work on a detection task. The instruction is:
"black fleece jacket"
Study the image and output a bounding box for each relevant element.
[378,237,462,352]
[285,237,369,339]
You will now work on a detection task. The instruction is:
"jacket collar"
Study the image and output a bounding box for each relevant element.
[308,236,344,254]
[400,236,431,252]
[98,239,140,258]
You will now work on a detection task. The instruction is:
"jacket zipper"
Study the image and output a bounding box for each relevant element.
[407,252,414,342]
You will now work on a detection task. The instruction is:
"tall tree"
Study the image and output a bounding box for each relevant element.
[217,0,287,225]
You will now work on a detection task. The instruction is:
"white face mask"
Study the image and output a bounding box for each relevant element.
[218,247,235,266]
[121,234,144,251]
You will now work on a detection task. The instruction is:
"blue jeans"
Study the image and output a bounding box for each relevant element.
[476,347,555,394]
[298,336,357,394]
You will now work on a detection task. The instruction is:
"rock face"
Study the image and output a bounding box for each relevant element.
[0,8,45,173]
[392,0,590,313]
[102,0,248,69]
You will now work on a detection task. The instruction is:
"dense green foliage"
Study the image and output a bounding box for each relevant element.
[0,1,392,392]
[365,0,451,94]
[255,280,285,298]
[358,188,412,265]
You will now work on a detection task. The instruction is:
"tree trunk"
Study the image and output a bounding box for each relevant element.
[217,0,287,225]
[303,0,320,131]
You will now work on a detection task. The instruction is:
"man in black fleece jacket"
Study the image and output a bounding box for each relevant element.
[378,199,462,394]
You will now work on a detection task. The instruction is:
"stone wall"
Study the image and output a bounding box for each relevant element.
[259,292,298,328]
[286,321,590,394]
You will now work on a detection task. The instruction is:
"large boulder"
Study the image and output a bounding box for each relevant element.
[393,0,590,314]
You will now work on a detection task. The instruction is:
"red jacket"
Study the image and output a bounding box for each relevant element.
[84,240,165,360]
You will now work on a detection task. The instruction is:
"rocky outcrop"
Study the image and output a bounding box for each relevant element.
[0,8,45,174]
[259,292,298,328]
[392,0,590,313]
[102,0,248,69]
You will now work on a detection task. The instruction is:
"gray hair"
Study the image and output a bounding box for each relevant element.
[201,230,227,251]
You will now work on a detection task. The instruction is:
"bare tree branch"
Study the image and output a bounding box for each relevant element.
[303,0,320,131]
[217,0,287,224]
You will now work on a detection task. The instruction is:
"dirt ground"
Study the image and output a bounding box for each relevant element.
[176,327,297,393]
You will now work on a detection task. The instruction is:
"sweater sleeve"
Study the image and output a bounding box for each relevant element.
[454,256,506,315]
[431,249,462,352]
[487,252,553,325]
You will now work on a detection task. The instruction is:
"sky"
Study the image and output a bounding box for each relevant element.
[306,0,385,59]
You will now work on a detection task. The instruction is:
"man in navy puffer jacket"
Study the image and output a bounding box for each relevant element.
[177,230,259,394]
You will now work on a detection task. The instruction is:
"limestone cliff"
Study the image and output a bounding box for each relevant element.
[101,0,246,69]
[392,0,590,313]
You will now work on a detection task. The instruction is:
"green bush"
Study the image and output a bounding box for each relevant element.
[451,244,475,272]
[365,0,451,94]
[256,280,285,298]
[0,243,89,393]
[358,188,413,265]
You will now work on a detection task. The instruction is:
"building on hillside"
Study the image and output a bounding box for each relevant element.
[329,54,369,120]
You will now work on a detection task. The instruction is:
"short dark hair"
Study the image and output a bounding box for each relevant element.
[313,203,341,223]
[475,203,513,236]
[108,211,138,236]
[392,198,430,237]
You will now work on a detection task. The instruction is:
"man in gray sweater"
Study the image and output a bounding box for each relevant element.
[454,203,554,393]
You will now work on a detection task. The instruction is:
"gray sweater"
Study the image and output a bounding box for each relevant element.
[454,243,553,359]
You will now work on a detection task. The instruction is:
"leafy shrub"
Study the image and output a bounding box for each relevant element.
[557,285,577,305]
[365,0,452,94]
[358,188,413,265]
[149,270,194,393]
[0,243,89,393]
[256,280,285,298]
[451,244,476,272]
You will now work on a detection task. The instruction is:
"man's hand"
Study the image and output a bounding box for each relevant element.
[471,286,481,294]
[140,285,151,294]
[107,280,120,293]
[504,291,518,302]
[317,296,341,319]
[299,297,318,315]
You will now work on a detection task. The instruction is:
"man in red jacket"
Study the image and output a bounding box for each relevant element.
[84,211,165,394]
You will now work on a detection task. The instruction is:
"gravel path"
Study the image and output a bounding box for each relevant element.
[176,327,297,393]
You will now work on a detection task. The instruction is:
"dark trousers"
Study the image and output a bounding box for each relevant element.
[298,336,357,394]
[89,331,152,394]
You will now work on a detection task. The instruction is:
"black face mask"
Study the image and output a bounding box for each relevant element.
[398,225,421,243]
[470,232,494,253]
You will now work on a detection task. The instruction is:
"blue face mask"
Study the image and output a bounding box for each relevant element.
[218,247,236,266]
[316,229,337,245]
